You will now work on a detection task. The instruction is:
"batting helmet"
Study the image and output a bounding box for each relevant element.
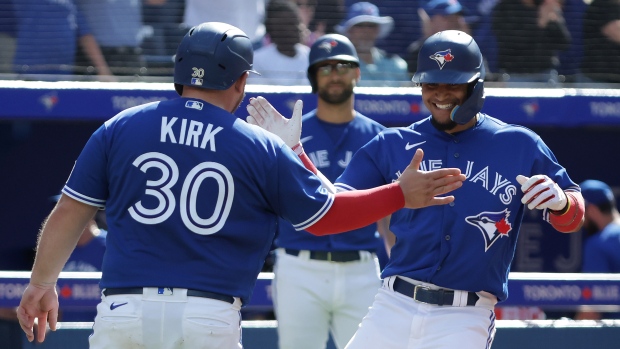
[173,22,259,95]
[412,30,485,125]
[307,34,359,93]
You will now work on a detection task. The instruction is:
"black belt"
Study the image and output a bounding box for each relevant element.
[392,278,479,306]
[285,248,363,262]
[103,287,234,304]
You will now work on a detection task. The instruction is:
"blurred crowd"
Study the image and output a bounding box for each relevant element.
[0,0,619,86]
[0,0,620,86]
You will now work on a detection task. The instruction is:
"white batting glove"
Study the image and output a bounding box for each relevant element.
[516,174,568,211]
[246,96,302,149]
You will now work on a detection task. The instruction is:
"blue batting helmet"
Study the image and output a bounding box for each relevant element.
[412,30,485,124]
[173,22,259,95]
[307,34,359,93]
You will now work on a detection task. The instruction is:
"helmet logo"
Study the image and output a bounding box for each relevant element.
[318,40,338,53]
[429,49,454,70]
[191,67,204,86]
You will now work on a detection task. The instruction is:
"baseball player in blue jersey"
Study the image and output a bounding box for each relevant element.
[16,23,467,348]
[250,34,391,349]
[247,30,585,349]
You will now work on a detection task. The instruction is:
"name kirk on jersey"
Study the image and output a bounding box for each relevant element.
[160,116,223,151]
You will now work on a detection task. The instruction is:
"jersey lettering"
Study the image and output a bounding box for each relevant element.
[160,117,223,151]
[129,152,234,235]
[337,151,353,168]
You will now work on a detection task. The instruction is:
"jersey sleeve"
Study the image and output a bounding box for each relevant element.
[274,144,335,230]
[532,136,579,192]
[63,124,108,207]
[582,238,611,272]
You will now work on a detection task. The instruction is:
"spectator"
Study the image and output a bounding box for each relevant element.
[361,0,420,60]
[251,0,310,85]
[492,0,571,84]
[183,0,266,48]
[75,0,167,76]
[580,0,620,84]
[575,179,620,319]
[296,0,322,46]
[336,2,409,85]
[141,0,185,75]
[12,0,113,79]
[0,0,16,74]
[407,0,471,76]
[312,0,346,37]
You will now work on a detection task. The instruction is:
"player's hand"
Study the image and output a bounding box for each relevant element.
[17,282,59,343]
[516,174,567,211]
[246,96,302,149]
[398,149,466,208]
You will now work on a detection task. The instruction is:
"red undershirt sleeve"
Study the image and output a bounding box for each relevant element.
[549,191,585,233]
[305,183,405,236]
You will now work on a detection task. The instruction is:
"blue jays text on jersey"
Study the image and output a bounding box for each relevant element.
[336,114,580,301]
[61,98,336,305]
[275,110,385,252]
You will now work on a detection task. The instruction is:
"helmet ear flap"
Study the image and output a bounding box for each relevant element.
[450,79,485,124]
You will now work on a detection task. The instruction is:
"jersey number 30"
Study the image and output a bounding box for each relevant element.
[128,152,234,235]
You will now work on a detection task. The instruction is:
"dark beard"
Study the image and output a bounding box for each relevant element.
[318,84,353,105]
[430,115,459,132]
[584,220,599,236]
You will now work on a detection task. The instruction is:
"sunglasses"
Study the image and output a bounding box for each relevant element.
[317,62,355,76]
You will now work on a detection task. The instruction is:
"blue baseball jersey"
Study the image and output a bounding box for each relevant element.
[63,98,334,305]
[336,114,580,301]
[582,223,620,273]
[275,110,385,252]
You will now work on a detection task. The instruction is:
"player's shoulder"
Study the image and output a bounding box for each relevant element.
[353,111,386,130]
[480,113,541,140]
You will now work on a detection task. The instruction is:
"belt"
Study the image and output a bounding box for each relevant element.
[392,278,479,306]
[103,287,234,304]
[284,248,363,262]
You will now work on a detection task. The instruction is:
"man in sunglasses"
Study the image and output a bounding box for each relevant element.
[266,33,391,349]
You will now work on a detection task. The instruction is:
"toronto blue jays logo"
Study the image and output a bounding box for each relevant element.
[466,209,512,251]
[429,49,454,69]
[318,40,338,53]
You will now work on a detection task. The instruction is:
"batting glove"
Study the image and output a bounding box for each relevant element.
[516,174,568,211]
[246,96,302,149]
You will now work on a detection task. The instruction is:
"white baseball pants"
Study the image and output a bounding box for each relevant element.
[273,248,381,349]
[345,276,497,349]
[89,287,243,349]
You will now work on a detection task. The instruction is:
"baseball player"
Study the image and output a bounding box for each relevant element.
[247,30,585,349]
[249,34,390,349]
[16,23,466,348]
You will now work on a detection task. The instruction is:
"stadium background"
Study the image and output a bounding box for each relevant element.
[1,0,620,347]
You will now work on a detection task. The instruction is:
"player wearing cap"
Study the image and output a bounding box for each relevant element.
[250,33,389,349]
[247,30,585,348]
[16,22,466,348]
[575,179,620,320]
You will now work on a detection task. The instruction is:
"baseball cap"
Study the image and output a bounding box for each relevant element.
[579,180,615,206]
[424,0,464,17]
[335,2,394,39]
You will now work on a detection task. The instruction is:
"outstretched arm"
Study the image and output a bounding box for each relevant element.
[517,175,584,233]
[306,148,465,235]
[17,195,98,343]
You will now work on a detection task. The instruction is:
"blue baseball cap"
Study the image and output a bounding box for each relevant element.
[580,180,615,206]
[335,2,394,39]
[424,0,464,17]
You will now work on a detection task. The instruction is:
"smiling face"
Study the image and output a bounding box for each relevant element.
[421,82,472,133]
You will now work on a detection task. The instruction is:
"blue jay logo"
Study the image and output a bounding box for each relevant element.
[318,40,337,53]
[429,49,454,70]
[466,209,512,251]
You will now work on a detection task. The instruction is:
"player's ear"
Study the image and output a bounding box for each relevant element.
[234,72,249,94]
